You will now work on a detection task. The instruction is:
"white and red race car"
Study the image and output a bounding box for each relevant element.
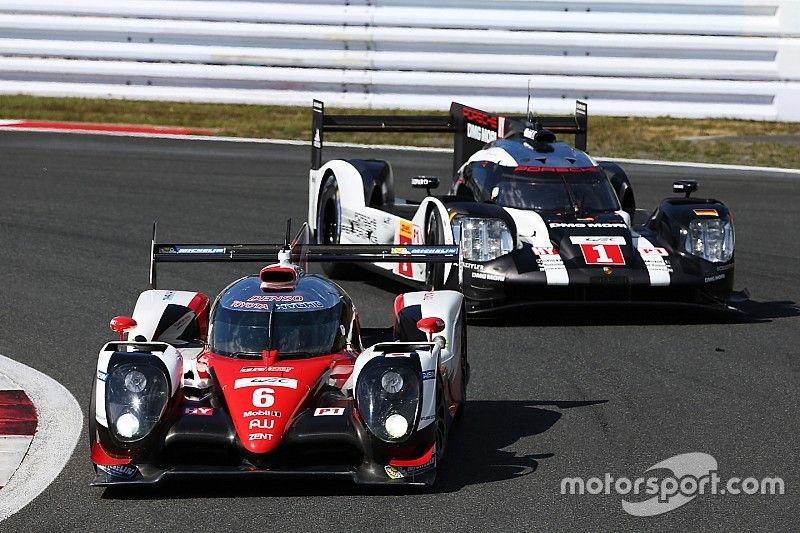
[90,225,467,487]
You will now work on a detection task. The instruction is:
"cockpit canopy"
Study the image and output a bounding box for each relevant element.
[464,162,620,215]
[209,275,350,358]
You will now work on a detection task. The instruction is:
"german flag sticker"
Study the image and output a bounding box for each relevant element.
[693,208,719,217]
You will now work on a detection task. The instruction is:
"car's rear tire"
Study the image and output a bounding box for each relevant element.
[425,207,445,290]
[316,176,349,278]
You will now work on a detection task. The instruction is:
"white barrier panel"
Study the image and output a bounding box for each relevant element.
[3,1,799,36]
[0,1,798,120]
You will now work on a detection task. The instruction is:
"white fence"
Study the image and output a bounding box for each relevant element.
[0,0,798,120]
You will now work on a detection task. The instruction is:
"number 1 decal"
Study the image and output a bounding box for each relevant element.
[579,244,626,265]
[591,244,613,263]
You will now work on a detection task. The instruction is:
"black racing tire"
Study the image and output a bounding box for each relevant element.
[434,377,448,466]
[454,304,469,422]
[316,175,349,278]
[600,161,635,216]
[88,376,97,449]
[424,207,445,290]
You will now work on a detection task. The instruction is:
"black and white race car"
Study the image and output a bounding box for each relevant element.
[308,100,736,314]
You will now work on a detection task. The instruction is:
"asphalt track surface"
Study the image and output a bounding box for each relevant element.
[0,131,798,531]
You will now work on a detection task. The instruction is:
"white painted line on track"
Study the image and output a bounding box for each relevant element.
[0,125,452,152]
[0,353,83,523]
[1,124,798,174]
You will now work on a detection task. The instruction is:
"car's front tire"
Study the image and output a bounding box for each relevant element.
[424,207,445,290]
[316,175,349,278]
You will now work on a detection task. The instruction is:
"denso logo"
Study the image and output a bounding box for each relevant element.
[240,366,294,373]
[463,107,497,129]
[247,295,303,302]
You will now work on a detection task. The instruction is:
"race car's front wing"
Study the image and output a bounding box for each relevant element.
[456,243,735,314]
[92,404,437,487]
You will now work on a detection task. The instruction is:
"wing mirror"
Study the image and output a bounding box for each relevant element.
[673,180,698,198]
[416,317,445,341]
[632,208,651,228]
[411,176,440,195]
[109,315,137,340]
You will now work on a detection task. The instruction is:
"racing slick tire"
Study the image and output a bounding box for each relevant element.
[316,175,350,278]
[454,303,469,422]
[434,377,448,476]
[424,207,445,290]
[599,161,635,217]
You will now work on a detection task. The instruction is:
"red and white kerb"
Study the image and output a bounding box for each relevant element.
[0,378,38,489]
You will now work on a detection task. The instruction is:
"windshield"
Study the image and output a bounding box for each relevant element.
[211,304,343,357]
[493,172,619,214]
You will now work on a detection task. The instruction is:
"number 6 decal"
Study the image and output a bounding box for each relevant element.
[252,387,275,407]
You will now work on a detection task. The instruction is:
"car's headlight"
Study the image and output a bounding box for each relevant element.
[356,362,421,442]
[452,216,514,262]
[106,363,169,442]
[684,218,734,262]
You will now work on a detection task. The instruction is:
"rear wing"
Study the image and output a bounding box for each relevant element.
[311,99,588,175]
[148,222,457,289]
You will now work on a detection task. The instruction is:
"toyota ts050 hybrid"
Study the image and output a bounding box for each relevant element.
[308,100,736,314]
[90,224,467,487]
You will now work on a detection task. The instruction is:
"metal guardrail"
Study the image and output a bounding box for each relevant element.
[0,1,798,120]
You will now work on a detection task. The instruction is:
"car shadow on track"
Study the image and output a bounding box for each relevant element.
[435,399,607,492]
[732,299,799,320]
[99,399,605,499]
[333,272,798,326]
[470,299,799,327]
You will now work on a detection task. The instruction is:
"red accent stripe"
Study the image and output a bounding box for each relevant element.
[90,442,132,466]
[0,120,214,136]
[389,444,435,467]
[0,390,37,436]
[393,293,405,318]
[186,292,210,340]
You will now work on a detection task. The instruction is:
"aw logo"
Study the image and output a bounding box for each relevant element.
[621,452,717,516]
